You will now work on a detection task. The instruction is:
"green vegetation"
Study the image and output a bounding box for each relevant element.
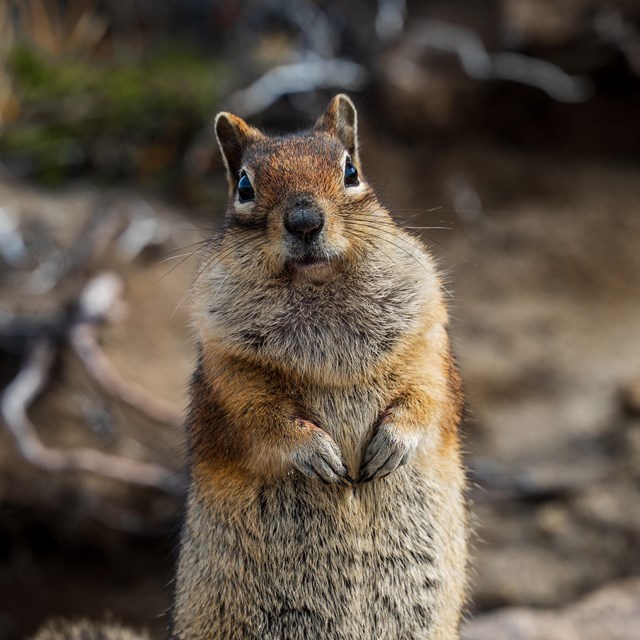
[2,44,224,186]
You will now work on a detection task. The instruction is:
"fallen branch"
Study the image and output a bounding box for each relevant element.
[70,323,183,429]
[71,272,184,429]
[228,57,368,117]
[406,19,593,103]
[1,339,181,494]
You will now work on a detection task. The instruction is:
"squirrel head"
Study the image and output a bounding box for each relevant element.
[197,95,442,380]
[213,94,387,282]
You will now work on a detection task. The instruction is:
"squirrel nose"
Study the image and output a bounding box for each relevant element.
[284,201,324,241]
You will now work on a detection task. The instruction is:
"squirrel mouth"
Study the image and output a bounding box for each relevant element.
[285,250,334,271]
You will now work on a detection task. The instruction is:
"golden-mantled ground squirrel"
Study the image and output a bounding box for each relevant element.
[171,94,468,639]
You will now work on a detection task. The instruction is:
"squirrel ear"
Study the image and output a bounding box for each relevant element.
[316,94,359,163]
[214,112,263,183]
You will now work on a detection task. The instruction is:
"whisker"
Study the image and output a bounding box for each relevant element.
[345,213,455,233]
[189,233,268,291]
[347,217,454,232]
[158,250,205,266]
[343,229,403,273]
[345,227,426,274]
[394,206,575,218]
[351,218,476,268]
[393,208,445,223]
[397,225,474,271]
[419,235,477,268]
[346,225,454,298]
[393,205,442,216]
[158,238,213,259]
[171,235,269,318]
[155,245,211,284]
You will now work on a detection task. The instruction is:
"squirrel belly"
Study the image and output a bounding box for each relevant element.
[175,450,466,639]
[171,95,468,639]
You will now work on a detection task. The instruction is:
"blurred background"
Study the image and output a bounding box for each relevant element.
[0,0,639,638]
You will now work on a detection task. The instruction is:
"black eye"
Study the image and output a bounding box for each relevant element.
[344,158,359,187]
[237,172,255,202]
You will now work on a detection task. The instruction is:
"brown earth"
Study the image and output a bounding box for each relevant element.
[462,577,640,640]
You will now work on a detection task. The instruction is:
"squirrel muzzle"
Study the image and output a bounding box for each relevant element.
[284,194,325,242]
[282,193,332,269]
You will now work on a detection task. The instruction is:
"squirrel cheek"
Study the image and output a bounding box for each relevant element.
[344,181,366,197]
[234,199,255,213]
[232,200,267,228]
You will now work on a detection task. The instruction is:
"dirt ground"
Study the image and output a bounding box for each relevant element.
[0,135,639,638]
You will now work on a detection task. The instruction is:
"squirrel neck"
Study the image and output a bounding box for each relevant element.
[193,229,444,387]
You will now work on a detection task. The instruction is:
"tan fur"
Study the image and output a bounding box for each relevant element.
[172,95,468,639]
[32,619,149,640]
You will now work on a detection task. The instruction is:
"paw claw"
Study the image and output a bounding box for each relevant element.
[291,421,351,486]
[358,422,417,483]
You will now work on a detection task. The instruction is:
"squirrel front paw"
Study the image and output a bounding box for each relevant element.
[358,422,418,483]
[291,419,354,487]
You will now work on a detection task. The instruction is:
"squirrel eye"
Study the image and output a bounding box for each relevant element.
[344,158,359,187]
[237,172,255,202]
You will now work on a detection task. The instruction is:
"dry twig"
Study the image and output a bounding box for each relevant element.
[1,339,180,494]
[228,58,367,117]
[405,19,593,103]
[70,323,183,429]
[71,271,183,429]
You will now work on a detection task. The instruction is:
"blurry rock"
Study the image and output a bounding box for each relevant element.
[574,481,640,533]
[473,546,581,610]
[462,578,640,640]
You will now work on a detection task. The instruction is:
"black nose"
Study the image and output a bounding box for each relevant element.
[284,200,324,241]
